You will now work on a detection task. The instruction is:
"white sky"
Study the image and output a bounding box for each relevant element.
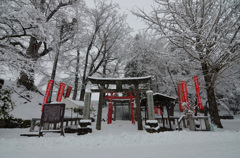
[85,0,155,33]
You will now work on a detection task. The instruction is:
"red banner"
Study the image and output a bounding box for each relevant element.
[42,80,54,111]
[64,86,72,98]
[181,81,189,103]
[107,93,113,124]
[56,82,66,102]
[107,102,113,124]
[177,83,184,111]
[194,76,203,110]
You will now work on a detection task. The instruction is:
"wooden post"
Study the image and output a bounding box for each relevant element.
[166,105,172,130]
[29,119,36,132]
[96,86,104,130]
[83,91,92,119]
[128,101,131,121]
[204,118,210,131]
[146,90,155,120]
[114,101,116,121]
[187,113,196,131]
[130,92,135,124]
[135,83,143,130]
[182,118,187,128]
[107,93,113,124]
[122,104,124,120]
[43,123,49,130]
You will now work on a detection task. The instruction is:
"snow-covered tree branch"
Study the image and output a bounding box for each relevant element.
[133,0,240,128]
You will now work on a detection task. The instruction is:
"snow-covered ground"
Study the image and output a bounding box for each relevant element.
[1,81,240,158]
[0,119,240,158]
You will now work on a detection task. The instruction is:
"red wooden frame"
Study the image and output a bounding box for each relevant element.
[104,92,136,124]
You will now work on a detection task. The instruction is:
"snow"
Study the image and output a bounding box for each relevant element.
[60,98,84,109]
[146,120,158,123]
[88,76,152,81]
[178,115,186,123]
[80,119,91,123]
[153,92,177,100]
[146,90,153,93]
[1,80,240,158]
[0,120,240,158]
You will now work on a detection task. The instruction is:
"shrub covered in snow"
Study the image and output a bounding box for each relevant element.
[0,87,14,119]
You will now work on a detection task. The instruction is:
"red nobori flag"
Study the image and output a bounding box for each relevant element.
[64,86,72,98]
[42,80,54,111]
[56,82,66,102]
[181,81,189,103]
[177,83,184,111]
[194,76,203,110]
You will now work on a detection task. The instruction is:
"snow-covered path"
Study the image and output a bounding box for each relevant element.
[0,120,240,158]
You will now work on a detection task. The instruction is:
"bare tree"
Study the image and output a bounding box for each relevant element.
[47,18,78,102]
[79,1,131,101]
[133,0,240,128]
[0,0,78,91]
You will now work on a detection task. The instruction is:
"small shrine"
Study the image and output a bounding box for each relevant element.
[140,93,176,131]
[88,76,151,130]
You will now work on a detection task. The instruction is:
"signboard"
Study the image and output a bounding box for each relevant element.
[41,103,65,123]
[39,103,65,136]
[64,86,72,98]
[56,82,66,102]
[194,76,203,110]
[42,80,54,111]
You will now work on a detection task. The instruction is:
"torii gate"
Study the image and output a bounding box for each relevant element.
[88,76,151,130]
[105,92,136,124]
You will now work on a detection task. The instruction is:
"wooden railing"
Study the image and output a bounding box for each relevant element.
[155,114,211,131]
[29,117,82,132]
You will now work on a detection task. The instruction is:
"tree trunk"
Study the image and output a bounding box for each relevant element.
[18,37,40,91]
[79,80,87,101]
[201,61,223,128]
[72,49,80,100]
[206,86,223,128]
[47,42,60,103]
[18,70,35,90]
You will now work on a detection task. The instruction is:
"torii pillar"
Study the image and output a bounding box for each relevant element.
[135,82,143,130]
[96,84,104,130]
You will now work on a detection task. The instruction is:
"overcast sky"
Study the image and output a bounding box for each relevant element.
[85,0,155,33]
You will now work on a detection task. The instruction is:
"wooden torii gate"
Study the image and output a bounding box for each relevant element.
[88,76,151,130]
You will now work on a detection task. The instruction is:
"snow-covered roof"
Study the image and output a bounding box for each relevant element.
[88,76,151,81]
[140,93,176,101]
[88,76,151,84]
[60,98,84,109]
[153,93,177,100]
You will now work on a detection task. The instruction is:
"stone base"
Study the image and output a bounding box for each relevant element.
[79,119,92,127]
[65,127,79,133]
[146,120,159,128]
[77,127,92,135]
[145,125,173,133]
[145,120,160,133]
[145,126,160,133]
[77,119,92,135]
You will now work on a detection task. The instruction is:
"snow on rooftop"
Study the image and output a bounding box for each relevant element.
[88,76,152,81]
[153,92,177,100]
